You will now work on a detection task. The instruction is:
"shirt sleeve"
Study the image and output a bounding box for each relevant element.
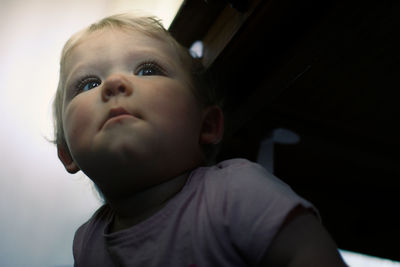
[207,159,317,265]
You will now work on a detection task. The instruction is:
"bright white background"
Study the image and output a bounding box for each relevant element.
[0,1,181,266]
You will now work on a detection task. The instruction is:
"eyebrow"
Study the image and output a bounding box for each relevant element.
[125,48,179,73]
[68,47,177,78]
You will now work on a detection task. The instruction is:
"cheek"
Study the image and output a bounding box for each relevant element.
[63,98,96,149]
[151,87,201,126]
[151,89,203,146]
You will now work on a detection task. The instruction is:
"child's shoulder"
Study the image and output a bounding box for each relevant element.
[204,158,266,177]
[201,158,281,188]
[198,157,308,211]
[212,157,258,169]
[195,158,287,203]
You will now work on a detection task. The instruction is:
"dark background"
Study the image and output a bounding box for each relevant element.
[170,0,400,261]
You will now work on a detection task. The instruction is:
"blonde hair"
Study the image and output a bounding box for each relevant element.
[53,13,220,160]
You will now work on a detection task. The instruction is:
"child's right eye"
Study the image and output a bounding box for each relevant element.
[76,77,102,92]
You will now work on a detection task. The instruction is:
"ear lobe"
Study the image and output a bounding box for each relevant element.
[57,143,80,174]
[199,105,224,145]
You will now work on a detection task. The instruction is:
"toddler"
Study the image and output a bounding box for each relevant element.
[53,13,347,267]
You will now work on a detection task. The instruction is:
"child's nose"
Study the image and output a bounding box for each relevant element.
[101,74,133,101]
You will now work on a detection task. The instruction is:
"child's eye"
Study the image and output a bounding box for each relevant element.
[136,61,166,76]
[83,81,101,91]
[76,77,101,92]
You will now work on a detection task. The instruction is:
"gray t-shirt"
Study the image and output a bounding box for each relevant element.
[73,158,316,266]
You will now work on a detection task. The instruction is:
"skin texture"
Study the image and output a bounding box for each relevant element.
[259,206,348,266]
[58,28,224,231]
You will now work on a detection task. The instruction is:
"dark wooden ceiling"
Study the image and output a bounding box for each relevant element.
[170,0,400,261]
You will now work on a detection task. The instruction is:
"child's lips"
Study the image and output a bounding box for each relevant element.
[100,107,138,129]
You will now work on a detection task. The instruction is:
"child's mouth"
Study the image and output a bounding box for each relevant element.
[100,107,138,129]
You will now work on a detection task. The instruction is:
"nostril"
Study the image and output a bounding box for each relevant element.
[118,86,125,93]
[106,89,113,97]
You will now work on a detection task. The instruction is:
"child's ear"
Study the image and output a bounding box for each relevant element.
[199,105,224,145]
[57,143,80,174]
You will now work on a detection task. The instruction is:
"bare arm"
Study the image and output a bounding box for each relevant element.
[258,207,348,267]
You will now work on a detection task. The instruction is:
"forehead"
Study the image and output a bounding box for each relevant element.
[63,28,182,75]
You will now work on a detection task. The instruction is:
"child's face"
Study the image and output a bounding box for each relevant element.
[60,28,205,195]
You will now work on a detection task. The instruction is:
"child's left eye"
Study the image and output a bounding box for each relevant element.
[136,62,166,76]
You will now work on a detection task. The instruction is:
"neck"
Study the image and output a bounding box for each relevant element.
[106,171,190,233]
